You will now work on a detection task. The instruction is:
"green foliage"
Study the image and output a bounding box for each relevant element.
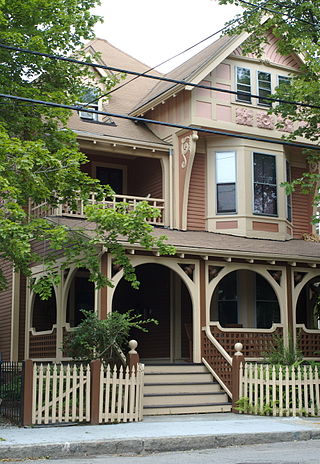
[219,0,320,223]
[0,0,175,295]
[263,334,303,366]
[63,310,158,365]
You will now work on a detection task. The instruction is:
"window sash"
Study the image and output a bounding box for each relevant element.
[236,67,251,103]
[258,71,271,106]
[216,152,236,214]
[253,153,277,216]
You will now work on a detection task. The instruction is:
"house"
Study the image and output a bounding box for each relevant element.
[1,30,320,414]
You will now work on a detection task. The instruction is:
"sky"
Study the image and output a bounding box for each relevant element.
[93,0,242,73]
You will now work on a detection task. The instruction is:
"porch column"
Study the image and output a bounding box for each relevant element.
[286,265,294,346]
[100,253,108,320]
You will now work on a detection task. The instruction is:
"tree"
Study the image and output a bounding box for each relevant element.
[0,0,175,296]
[219,0,320,224]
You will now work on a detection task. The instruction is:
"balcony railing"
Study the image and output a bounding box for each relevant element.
[29,193,165,226]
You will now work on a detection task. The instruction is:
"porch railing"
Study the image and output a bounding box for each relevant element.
[29,193,165,225]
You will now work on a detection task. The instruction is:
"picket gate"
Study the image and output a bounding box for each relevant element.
[32,363,91,424]
[99,363,144,423]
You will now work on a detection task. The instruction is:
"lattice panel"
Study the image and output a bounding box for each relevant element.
[209,326,283,358]
[201,331,232,391]
[29,331,57,358]
[297,328,320,358]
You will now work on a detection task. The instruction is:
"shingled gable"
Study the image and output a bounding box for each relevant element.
[130,23,303,117]
[130,32,249,116]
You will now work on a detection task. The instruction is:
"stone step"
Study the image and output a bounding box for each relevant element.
[144,382,221,394]
[144,372,213,383]
[143,402,232,416]
[144,363,208,374]
[143,391,228,406]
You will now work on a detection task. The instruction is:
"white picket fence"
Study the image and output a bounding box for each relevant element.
[31,362,144,425]
[32,363,91,425]
[239,362,320,417]
[99,363,144,423]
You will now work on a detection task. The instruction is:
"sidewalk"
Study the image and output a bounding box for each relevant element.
[1,413,320,460]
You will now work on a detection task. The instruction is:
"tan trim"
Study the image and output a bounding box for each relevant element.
[209,321,283,333]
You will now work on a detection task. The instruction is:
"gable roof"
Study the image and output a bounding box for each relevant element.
[68,38,170,148]
[130,33,245,115]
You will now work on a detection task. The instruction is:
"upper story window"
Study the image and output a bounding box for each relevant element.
[257,71,272,106]
[78,87,100,121]
[216,151,236,214]
[278,75,291,88]
[253,153,277,216]
[236,67,251,103]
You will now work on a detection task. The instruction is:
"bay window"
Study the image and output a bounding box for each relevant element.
[216,151,236,213]
[253,153,277,216]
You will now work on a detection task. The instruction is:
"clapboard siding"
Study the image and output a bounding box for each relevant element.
[0,260,13,360]
[291,167,313,238]
[187,153,206,230]
[130,158,162,198]
[18,275,27,361]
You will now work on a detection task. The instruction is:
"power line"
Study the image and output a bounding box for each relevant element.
[81,14,250,108]
[0,42,319,110]
[1,92,319,152]
[236,0,319,27]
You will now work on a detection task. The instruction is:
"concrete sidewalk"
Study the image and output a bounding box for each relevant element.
[1,413,320,460]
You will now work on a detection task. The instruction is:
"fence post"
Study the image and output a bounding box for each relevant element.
[90,359,101,425]
[232,342,245,414]
[22,360,33,426]
[127,340,139,374]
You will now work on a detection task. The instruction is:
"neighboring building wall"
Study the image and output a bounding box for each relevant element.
[187,152,206,230]
[291,166,313,238]
[0,261,13,360]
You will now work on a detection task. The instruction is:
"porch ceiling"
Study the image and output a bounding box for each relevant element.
[47,217,320,264]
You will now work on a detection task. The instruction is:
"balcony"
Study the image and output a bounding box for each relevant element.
[29,193,165,226]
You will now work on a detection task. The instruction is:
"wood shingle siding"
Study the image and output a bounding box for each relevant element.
[187,153,206,230]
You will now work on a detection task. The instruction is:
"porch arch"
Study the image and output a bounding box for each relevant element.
[207,264,284,329]
[110,257,199,362]
[62,267,95,327]
[30,285,58,333]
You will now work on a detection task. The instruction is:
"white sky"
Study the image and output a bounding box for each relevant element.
[93,0,242,72]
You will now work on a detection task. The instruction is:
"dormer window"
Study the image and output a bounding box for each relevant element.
[78,87,100,121]
[236,67,251,103]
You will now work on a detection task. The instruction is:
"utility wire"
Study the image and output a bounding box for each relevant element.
[81,14,248,108]
[0,42,319,110]
[236,0,318,27]
[1,92,319,151]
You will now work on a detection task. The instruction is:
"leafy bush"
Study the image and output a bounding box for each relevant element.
[63,310,157,365]
[263,334,303,366]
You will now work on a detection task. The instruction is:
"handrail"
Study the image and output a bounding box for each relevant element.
[204,325,232,365]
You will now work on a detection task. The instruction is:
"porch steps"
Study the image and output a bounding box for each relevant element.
[143,363,232,415]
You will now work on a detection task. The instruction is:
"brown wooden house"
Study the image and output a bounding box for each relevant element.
[1,31,320,415]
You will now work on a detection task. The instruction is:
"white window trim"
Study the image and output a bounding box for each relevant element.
[252,151,278,217]
[215,150,238,215]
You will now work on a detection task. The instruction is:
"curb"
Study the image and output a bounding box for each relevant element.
[2,430,320,460]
